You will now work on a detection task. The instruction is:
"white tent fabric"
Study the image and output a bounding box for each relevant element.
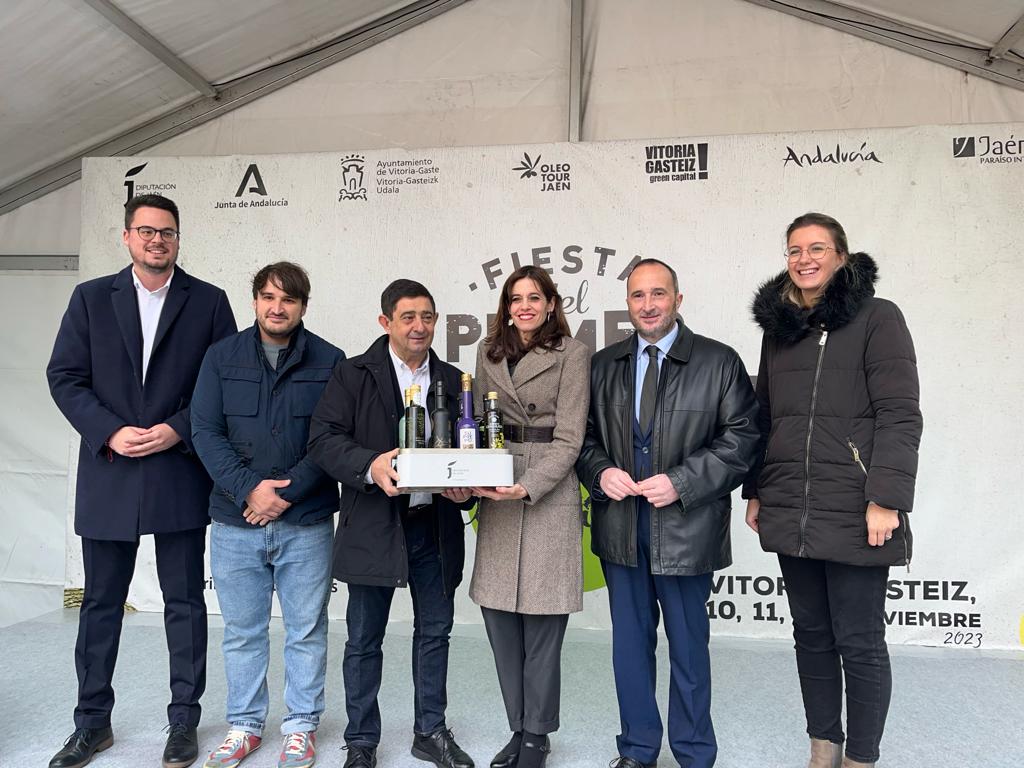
[2,0,1024,627]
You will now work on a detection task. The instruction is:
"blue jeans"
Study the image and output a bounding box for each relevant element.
[211,518,334,736]
[343,510,454,747]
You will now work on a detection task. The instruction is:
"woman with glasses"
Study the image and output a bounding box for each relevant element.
[468,265,590,768]
[742,212,922,768]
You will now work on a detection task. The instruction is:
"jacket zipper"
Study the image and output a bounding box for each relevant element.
[899,509,911,571]
[798,329,828,557]
[846,438,868,475]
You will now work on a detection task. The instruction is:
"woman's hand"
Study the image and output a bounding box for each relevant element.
[745,498,760,533]
[866,502,899,546]
[471,483,528,501]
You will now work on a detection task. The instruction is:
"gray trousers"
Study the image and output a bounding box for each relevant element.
[481,606,569,735]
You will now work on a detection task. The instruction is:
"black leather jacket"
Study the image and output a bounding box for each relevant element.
[576,320,759,575]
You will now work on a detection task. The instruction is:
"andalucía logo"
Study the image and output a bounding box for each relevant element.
[513,152,571,191]
[215,163,288,210]
[339,155,368,200]
[783,141,882,168]
[123,163,176,202]
[952,133,1022,165]
[644,143,708,183]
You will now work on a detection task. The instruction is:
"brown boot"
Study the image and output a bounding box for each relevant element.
[808,738,842,768]
[841,757,875,768]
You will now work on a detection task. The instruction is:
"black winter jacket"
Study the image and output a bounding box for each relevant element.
[742,254,922,567]
[576,320,760,575]
[307,335,469,594]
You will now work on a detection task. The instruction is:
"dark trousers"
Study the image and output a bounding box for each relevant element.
[343,511,454,746]
[602,501,716,768]
[778,554,891,764]
[74,529,208,729]
[481,607,569,735]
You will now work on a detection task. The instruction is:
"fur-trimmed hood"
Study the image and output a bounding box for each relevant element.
[751,253,878,345]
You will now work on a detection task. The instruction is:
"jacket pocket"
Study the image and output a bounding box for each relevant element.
[291,367,332,416]
[846,436,868,475]
[221,366,261,416]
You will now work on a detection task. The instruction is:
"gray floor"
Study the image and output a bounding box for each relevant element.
[3,609,1022,767]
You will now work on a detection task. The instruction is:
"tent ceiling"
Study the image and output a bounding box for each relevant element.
[1,0,1023,217]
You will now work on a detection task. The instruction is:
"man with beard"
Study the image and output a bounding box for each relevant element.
[308,279,474,768]
[47,194,236,768]
[576,259,759,768]
[191,262,343,768]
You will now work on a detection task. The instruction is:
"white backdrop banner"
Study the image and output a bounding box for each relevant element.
[74,122,1024,650]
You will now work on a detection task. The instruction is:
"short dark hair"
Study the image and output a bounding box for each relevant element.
[380,279,435,318]
[786,212,849,255]
[252,262,311,305]
[628,258,679,294]
[484,265,571,364]
[125,194,179,230]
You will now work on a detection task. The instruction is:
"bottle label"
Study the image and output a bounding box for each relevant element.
[458,427,478,449]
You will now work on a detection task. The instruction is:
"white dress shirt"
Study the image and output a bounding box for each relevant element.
[364,345,433,506]
[132,268,173,383]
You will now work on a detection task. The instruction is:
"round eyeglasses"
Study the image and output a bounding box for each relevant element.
[785,244,833,261]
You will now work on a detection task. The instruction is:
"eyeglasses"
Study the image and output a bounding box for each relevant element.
[785,243,833,261]
[128,226,180,242]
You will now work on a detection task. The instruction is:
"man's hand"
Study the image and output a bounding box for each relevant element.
[245,478,292,518]
[598,468,643,501]
[637,473,680,508]
[470,484,528,502]
[108,423,181,457]
[866,502,900,547]
[370,448,401,497]
[243,506,281,526]
[745,498,760,533]
[441,488,473,503]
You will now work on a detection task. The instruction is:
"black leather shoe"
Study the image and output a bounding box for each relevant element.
[516,734,550,768]
[608,757,655,768]
[490,732,522,768]
[343,745,378,768]
[49,727,114,768]
[162,723,198,768]
[412,727,475,768]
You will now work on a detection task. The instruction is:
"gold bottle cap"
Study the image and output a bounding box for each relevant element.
[461,372,473,391]
[486,391,498,400]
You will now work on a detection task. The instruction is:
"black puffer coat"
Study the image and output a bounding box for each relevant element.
[742,254,922,567]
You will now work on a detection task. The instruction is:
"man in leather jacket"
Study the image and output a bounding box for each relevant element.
[576,259,759,768]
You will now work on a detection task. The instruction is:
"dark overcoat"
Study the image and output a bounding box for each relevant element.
[307,335,470,596]
[47,265,236,540]
[742,254,922,566]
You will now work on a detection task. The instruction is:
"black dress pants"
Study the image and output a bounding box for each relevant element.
[778,554,891,764]
[481,606,569,735]
[74,529,207,729]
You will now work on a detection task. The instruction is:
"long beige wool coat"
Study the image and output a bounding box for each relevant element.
[469,336,591,614]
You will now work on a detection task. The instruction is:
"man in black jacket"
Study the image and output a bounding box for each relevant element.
[576,259,759,768]
[308,280,474,768]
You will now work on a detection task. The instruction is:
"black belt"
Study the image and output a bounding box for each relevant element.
[505,424,554,443]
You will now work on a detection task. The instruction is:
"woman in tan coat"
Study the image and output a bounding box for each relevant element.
[470,265,590,768]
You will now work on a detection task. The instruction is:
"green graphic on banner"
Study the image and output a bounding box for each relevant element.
[469,484,607,592]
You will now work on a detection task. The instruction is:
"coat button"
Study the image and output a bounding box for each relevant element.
[527,403,536,412]
[272,427,280,436]
[642,446,649,454]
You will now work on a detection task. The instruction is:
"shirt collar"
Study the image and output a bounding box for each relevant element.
[388,343,429,376]
[132,268,173,296]
[636,320,679,359]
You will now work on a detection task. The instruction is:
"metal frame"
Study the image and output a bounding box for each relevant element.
[990,11,1024,61]
[742,1,1024,90]
[568,0,584,142]
[0,0,468,217]
[82,0,217,97]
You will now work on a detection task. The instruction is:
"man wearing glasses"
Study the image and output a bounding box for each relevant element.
[47,194,236,768]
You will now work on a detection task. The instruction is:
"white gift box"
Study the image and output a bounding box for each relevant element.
[396,448,513,492]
